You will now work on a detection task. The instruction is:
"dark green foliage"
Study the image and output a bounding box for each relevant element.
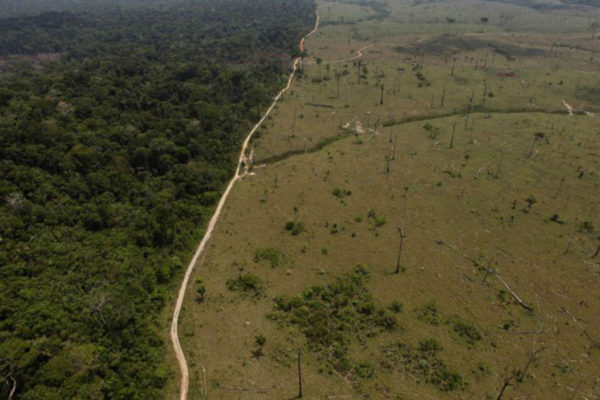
[253,247,288,268]
[415,301,441,325]
[285,220,305,235]
[446,316,483,346]
[196,282,206,304]
[0,0,315,398]
[525,195,537,208]
[269,265,398,377]
[255,334,267,347]
[252,334,267,359]
[355,361,375,379]
[332,188,352,198]
[389,300,404,313]
[226,273,263,297]
[381,339,466,392]
[423,122,441,140]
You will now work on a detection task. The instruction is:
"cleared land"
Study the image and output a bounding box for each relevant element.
[175,0,600,399]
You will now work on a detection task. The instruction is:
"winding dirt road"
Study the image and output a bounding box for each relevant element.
[170,10,320,400]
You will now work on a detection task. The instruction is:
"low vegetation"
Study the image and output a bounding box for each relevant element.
[269,265,397,377]
[381,338,466,392]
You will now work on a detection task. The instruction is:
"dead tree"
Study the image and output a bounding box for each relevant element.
[527,132,545,159]
[384,153,391,177]
[451,56,457,76]
[496,373,514,400]
[395,228,406,274]
[440,86,446,107]
[592,242,600,258]
[495,150,504,179]
[449,123,456,149]
[482,80,488,105]
[496,273,533,311]
[561,307,600,349]
[380,83,384,105]
[1,366,17,400]
[297,350,303,398]
[517,344,545,383]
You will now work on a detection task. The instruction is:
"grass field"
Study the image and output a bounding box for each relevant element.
[174,0,600,399]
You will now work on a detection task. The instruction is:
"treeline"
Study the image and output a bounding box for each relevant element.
[487,0,600,9]
[0,0,315,399]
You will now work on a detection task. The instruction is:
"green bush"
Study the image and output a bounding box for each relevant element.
[415,301,441,325]
[382,339,465,392]
[389,300,403,313]
[446,316,483,346]
[253,247,287,268]
[226,273,262,297]
[285,220,305,235]
[332,188,352,198]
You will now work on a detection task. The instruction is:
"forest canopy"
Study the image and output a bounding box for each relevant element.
[0,0,315,398]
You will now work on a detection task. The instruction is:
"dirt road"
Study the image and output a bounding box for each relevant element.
[170,10,320,400]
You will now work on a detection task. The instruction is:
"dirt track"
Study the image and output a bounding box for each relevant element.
[169,10,320,400]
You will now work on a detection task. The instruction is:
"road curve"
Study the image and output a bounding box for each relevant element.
[170,10,320,400]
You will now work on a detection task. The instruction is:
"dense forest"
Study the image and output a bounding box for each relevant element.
[0,0,315,398]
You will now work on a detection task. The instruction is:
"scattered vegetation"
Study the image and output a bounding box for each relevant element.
[367,209,387,228]
[285,220,306,235]
[446,315,483,346]
[269,265,398,377]
[226,273,263,297]
[381,338,466,392]
[332,187,352,199]
[415,301,441,325]
[253,247,288,268]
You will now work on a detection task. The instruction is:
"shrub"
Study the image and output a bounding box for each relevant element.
[253,247,287,268]
[196,284,206,303]
[415,301,441,325]
[355,361,375,378]
[389,300,403,313]
[446,316,483,346]
[382,338,465,392]
[285,220,305,235]
[226,273,262,297]
[367,209,387,228]
[255,334,267,347]
[332,188,352,198]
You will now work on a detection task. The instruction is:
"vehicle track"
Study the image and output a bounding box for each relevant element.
[170,10,320,400]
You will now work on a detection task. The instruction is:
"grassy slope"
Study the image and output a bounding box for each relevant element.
[178,0,600,399]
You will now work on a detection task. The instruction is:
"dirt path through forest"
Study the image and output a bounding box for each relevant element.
[170,10,320,400]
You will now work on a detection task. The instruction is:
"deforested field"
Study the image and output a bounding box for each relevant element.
[177,0,600,399]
